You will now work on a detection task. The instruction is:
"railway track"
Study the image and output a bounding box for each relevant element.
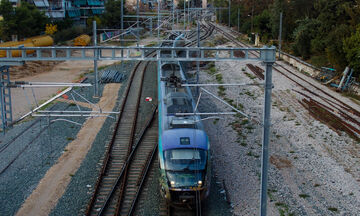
[159,200,202,216]
[168,205,202,216]
[86,59,154,215]
[208,21,360,140]
[86,17,215,216]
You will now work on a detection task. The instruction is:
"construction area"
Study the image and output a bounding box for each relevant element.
[0,1,360,216]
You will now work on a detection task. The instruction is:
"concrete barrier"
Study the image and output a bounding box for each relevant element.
[279,51,321,77]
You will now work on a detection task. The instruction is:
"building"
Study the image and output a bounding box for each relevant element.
[32,0,104,25]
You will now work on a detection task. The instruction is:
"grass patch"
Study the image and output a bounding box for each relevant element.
[267,188,277,201]
[245,125,254,130]
[38,100,57,111]
[215,74,223,83]
[246,151,254,156]
[241,119,249,125]
[246,151,259,158]
[245,91,254,97]
[214,35,228,45]
[299,194,310,198]
[327,207,338,212]
[66,137,74,141]
[245,72,256,79]
[209,67,216,74]
[145,41,157,47]
[218,86,226,97]
[343,92,360,102]
[275,202,286,207]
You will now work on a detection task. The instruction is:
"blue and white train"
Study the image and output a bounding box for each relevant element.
[158,34,210,205]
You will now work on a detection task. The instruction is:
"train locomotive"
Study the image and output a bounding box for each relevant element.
[158,34,210,205]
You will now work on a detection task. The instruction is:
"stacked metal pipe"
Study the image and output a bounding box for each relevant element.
[100,69,125,83]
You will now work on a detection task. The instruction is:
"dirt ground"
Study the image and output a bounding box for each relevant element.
[10,38,157,215]
[10,52,120,120]
[15,83,121,216]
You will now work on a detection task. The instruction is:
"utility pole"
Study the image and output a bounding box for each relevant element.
[120,0,124,84]
[237,8,240,32]
[220,8,222,23]
[184,0,186,30]
[188,0,190,23]
[251,0,254,33]
[172,0,175,26]
[278,12,283,59]
[260,48,275,216]
[158,0,161,41]
[136,0,139,46]
[228,0,231,27]
[197,21,200,95]
[121,0,123,42]
[93,21,99,97]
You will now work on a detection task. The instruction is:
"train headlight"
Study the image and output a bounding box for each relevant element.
[198,180,202,185]
[170,181,175,186]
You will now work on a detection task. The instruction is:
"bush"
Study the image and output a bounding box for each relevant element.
[53,26,89,44]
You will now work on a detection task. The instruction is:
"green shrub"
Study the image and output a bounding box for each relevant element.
[54,26,89,44]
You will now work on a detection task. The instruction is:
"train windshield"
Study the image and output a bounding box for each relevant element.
[164,149,207,171]
[166,171,204,188]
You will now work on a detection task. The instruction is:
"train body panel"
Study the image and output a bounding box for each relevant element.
[158,34,210,205]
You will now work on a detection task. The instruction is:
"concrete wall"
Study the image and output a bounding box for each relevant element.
[280,51,321,77]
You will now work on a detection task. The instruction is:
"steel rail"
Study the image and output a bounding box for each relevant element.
[87,18,215,215]
[127,141,158,216]
[113,60,149,215]
[119,20,214,215]
[209,21,360,136]
[85,59,143,215]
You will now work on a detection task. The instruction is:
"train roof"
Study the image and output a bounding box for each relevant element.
[161,129,208,151]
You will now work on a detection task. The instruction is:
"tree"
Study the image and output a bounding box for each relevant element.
[0,0,15,40]
[253,9,271,41]
[102,0,127,28]
[325,24,350,72]
[0,1,48,40]
[292,18,320,59]
[87,16,102,27]
[343,25,360,76]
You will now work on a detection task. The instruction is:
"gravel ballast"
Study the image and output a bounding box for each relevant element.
[50,61,135,215]
[0,102,90,215]
[197,33,360,215]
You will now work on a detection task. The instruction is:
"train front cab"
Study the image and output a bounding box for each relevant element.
[159,129,210,205]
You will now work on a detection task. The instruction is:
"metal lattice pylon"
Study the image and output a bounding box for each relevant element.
[0,66,12,131]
